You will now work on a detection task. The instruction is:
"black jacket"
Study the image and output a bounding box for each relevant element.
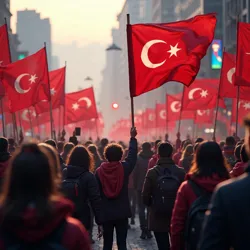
[63,165,101,230]
[95,138,138,223]
[200,164,250,250]
[134,150,154,191]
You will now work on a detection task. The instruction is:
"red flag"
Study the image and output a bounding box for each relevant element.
[35,67,65,114]
[127,13,216,97]
[220,52,250,99]
[0,24,11,66]
[235,22,250,86]
[19,108,36,130]
[0,48,50,112]
[231,99,250,124]
[65,87,98,125]
[167,94,195,121]
[156,103,166,128]
[182,79,226,111]
[195,110,214,124]
[142,109,156,128]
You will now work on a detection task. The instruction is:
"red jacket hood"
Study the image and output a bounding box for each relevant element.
[97,161,124,199]
[1,197,74,242]
[230,162,248,177]
[186,173,228,192]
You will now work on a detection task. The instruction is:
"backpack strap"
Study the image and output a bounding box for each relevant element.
[188,180,207,197]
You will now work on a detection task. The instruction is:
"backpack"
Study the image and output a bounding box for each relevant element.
[185,180,212,250]
[3,220,67,250]
[152,166,181,215]
[61,172,87,219]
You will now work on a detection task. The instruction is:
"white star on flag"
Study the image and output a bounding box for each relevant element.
[167,43,181,58]
[243,102,250,110]
[72,103,79,111]
[200,90,208,98]
[29,74,38,84]
[50,88,56,96]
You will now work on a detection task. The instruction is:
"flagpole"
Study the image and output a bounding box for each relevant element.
[193,112,197,141]
[63,61,66,129]
[165,95,168,135]
[44,42,54,140]
[27,108,34,138]
[155,101,158,138]
[0,98,6,137]
[126,14,135,128]
[177,85,185,134]
[95,118,99,140]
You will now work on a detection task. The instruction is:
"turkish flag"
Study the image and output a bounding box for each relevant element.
[19,108,37,131]
[35,67,65,114]
[0,48,50,112]
[231,99,250,124]
[156,103,166,128]
[182,79,226,111]
[65,87,98,125]
[127,13,216,97]
[167,94,195,121]
[142,109,156,128]
[195,109,214,124]
[235,22,250,86]
[220,52,250,100]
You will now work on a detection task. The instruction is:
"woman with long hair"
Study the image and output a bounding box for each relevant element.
[0,143,91,250]
[63,145,101,238]
[171,141,230,250]
[178,144,194,173]
[61,142,74,163]
[88,144,103,171]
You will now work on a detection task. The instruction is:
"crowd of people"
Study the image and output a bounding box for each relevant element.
[0,117,250,249]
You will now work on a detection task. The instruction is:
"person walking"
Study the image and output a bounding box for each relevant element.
[61,142,74,162]
[143,142,185,250]
[134,142,154,239]
[178,144,194,173]
[147,140,161,170]
[0,143,91,250]
[88,144,103,171]
[170,141,230,250]
[95,128,138,250]
[223,136,236,168]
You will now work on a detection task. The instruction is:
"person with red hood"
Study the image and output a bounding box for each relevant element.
[95,127,138,250]
[170,141,230,250]
[147,139,161,171]
[0,143,91,250]
[0,137,11,190]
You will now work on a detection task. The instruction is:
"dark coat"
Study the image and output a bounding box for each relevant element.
[95,138,138,223]
[200,165,250,250]
[142,158,185,232]
[0,152,11,190]
[170,174,228,250]
[134,150,154,191]
[63,165,101,230]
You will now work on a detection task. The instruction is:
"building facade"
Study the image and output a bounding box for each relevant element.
[16,9,52,69]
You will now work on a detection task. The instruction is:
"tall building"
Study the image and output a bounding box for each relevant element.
[152,0,176,23]
[223,0,250,54]
[16,9,52,68]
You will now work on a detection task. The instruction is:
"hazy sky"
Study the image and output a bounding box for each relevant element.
[11,0,124,46]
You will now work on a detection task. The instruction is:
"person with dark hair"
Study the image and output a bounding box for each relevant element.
[230,144,249,177]
[195,138,204,144]
[143,142,185,250]
[219,140,225,150]
[171,141,230,250]
[98,138,109,159]
[85,140,93,148]
[199,115,250,249]
[234,144,242,165]
[0,143,91,250]
[57,141,64,154]
[95,128,138,250]
[194,142,200,153]
[61,142,74,162]
[62,145,101,242]
[8,138,15,153]
[223,136,236,168]
[134,142,154,239]
[173,140,192,165]
[0,137,11,190]
[147,139,161,170]
[88,144,103,171]
[178,144,194,173]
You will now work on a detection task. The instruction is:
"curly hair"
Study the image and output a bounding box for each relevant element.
[104,143,124,162]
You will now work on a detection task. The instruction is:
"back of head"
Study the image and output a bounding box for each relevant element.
[101,138,109,147]
[240,144,249,163]
[158,142,173,158]
[154,140,161,150]
[195,138,204,144]
[225,136,236,147]
[85,140,93,147]
[104,143,124,162]
[0,137,9,153]
[68,145,94,171]
[234,144,242,161]
[182,144,194,159]
[190,141,229,178]
[57,141,64,153]
[63,142,74,155]
[219,140,225,149]
[0,143,57,220]
[45,139,57,149]
[142,142,152,153]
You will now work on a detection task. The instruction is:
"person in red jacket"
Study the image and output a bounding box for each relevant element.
[0,143,91,250]
[147,139,161,170]
[170,141,230,250]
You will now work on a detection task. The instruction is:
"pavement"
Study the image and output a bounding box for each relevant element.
[92,218,158,250]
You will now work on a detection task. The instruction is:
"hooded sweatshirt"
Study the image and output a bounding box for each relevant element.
[0,198,91,250]
[97,161,124,199]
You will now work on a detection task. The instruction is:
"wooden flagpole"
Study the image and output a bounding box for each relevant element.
[126,14,135,128]
[177,85,185,134]
[27,108,34,138]
[165,95,169,135]
[213,48,225,141]
[155,101,158,138]
[44,42,54,140]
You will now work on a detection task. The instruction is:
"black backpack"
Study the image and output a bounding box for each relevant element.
[152,166,181,215]
[185,180,212,250]
[62,172,87,219]
[3,220,67,250]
